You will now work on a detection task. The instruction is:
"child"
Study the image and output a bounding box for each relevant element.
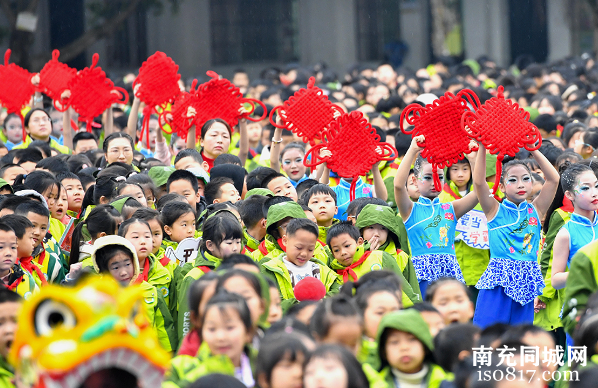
[406,169,420,202]
[0,222,38,299]
[57,172,85,215]
[261,218,341,306]
[345,197,370,225]
[355,204,421,302]
[118,218,174,310]
[552,164,598,289]
[473,145,559,328]
[266,277,283,325]
[305,184,339,243]
[425,278,474,324]
[256,332,308,388]
[0,215,45,287]
[438,157,490,303]
[351,281,401,365]
[165,292,255,387]
[433,323,480,373]
[69,205,122,266]
[117,182,148,207]
[0,288,20,388]
[262,171,298,202]
[238,195,268,253]
[309,295,363,356]
[91,235,176,352]
[160,201,197,264]
[408,303,446,337]
[328,222,419,306]
[177,213,243,342]
[131,208,175,274]
[13,201,65,284]
[271,142,310,187]
[394,135,478,297]
[375,309,451,387]
[177,272,219,357]
[204,177,241,205]
[304,344,369,388]
[166,170,204,211]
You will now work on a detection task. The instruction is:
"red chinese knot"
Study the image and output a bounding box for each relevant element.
[37,50,77,112]
[0,49,35,140]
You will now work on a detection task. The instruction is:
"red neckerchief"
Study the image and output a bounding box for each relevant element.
[6,273,22,291]
[159,255,171,268]
[335,251,372,283]
[442,183,460,200]
[134,258,150,284]
[19,257,48,286]
[244,245,255,253]
[277,238,287,252]
[258,240,269,256]
[37,248,46,266]
[561,196,574,213]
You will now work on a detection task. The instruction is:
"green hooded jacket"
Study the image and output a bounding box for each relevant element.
[373,310,452,388]
[561,238,598,335]
[535,208,571,331]
[177,249,222,344]
[0,356,14,388]
[318,219,340,245]
[261,253,341,309]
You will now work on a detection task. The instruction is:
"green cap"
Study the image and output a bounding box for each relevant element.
[524,106,539,122]
[356,204,402,243]
[0,178,13,194]
[110,196,132,214]
[376,309,434,369]
[148,166,175,187]
[245,188,274,199]
[266,201,306,230]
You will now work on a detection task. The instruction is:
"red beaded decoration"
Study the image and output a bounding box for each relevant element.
[304,111,397,200]
[159,79,201,141]
[400,89,480,192]
[67,53,129,132]
[0,49,35,140]
[133,51,181,144]
[269,77,343,145]
[461,85,541,196]
[37,50,77,112]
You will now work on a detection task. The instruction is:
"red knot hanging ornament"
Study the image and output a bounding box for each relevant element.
[67,53,129,133]
[192,71,266,140]
[159,79,201,141]
[133,52,182,144]
[304,111,397,201]
[0,49,36,141]
[461,85,541,197]
[37,50,77,112]
[400,89,481,192]
[269,77,343,145]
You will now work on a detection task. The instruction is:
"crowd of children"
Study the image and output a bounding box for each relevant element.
[5,53,598,388]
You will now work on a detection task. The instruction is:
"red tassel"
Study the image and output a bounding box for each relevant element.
[492,155,504,197]
[349,178,357,201]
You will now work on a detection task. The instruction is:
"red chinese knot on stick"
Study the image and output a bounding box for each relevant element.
[461,85,541,196]
[134,51,182,144]
[37,50,77,112]
[304,111,397,200]
[400,89,480,192]
[269,77,343,145]
[67,53,129,133]
[0,49,35,140]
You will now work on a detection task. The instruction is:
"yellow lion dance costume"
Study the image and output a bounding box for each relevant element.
[8,276,170,388]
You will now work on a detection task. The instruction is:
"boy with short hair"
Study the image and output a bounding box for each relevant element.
[203,177,241,205]
[237,195,268,253]
[0,221,38,299]
[326,222,419,307]
[0,288,21,388]
[56,172,85,216]
[304,184,339,243]
[14,201,66,283]
[166,170,202,210]
[261,218,340,306]
[0,215,45,287]
[355,204,420,301]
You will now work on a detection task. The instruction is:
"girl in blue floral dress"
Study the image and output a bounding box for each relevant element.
[472,145,559,328]
[394,135,479,297]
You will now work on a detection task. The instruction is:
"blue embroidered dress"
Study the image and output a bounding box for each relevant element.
[332,178,374,221]
[562,212,598,266]
[404,196,465,283]
[475,199,544,305]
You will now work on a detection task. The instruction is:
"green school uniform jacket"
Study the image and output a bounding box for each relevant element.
[13,135,71,154]
[535,208,571,331]
[261,253,341,309]
[242,229,260,255]
[318,219,340,245]
[0,356,14,388]
[177,249,221,344]
[438,181,490,286]
[139,280,177,353]
[561,238,598,335]
[32,240,66,284]
[250,234,329,265]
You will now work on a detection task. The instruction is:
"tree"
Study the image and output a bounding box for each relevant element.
[0,0,180,71]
